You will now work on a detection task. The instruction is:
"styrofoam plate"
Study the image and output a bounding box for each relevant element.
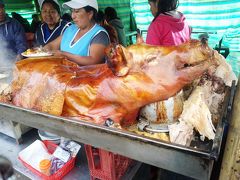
[38,130,61,144]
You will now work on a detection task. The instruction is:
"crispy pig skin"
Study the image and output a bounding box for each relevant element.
[6,40,215,125]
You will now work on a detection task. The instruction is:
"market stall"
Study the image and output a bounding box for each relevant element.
[0,0,239,179]
[0,76,238,180]
[0,37,238,179]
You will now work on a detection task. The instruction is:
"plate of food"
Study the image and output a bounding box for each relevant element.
[21,47,53,58]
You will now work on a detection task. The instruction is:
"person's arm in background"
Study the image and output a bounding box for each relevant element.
[13,20,28,60]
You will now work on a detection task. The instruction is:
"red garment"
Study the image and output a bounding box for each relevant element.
[146,12,191,46]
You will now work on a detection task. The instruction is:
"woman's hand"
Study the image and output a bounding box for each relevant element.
[52,50,65,57]
[43,36,62,52]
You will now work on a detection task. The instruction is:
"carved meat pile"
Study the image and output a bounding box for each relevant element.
[168,53,237,145]
[0,40,217,126]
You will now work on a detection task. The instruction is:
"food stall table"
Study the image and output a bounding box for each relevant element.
[0,68,32,144]
[0,78,236,180]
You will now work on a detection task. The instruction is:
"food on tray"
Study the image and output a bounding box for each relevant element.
[168,53,237,145]
[21,47,52,57]
[1,40,218,127]
[181,87,216,139]
[0,38,237,146]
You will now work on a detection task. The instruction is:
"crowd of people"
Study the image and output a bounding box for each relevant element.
[0,0,190,65]
[0,0,129,64]
[0,0,192,178]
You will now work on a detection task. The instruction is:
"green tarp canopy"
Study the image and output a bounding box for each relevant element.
[3,0,240,74]
[4,0,240,50]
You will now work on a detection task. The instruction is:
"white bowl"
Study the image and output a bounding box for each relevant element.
[38,130,61,144]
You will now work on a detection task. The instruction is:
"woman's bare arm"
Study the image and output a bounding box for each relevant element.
[53,43,107,66]
[44,36,62,51]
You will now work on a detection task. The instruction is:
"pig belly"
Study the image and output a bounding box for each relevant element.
[140,91,184,124]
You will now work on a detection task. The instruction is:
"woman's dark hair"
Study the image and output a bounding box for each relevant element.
[62,13,72,22]
[149,0,179,20]
[104,7,118,21]
[11,12,31,32]
[96,10,104,24]
[42,0,61,15]
[83,6,98,22]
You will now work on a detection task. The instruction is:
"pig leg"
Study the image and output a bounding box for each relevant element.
[87,103,128,125]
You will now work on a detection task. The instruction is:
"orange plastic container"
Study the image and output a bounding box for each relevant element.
[85,145,133,180]
[39,159,51,176]
[19,140,76,180]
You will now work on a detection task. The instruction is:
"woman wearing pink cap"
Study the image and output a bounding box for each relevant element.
[44,0,110,66]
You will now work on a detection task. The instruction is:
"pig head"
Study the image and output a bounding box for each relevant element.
[105,39,216,103]
[9,40,216,126]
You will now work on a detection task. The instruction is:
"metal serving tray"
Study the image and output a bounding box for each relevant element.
[0,83,236,180]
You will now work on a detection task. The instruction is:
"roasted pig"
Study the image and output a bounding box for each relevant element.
[2,40,216,126]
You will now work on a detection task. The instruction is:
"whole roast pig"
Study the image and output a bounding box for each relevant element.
[9,40,217,126]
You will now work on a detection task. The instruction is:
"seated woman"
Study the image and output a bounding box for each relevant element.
[35,0,71,46]
[44,0,110,66]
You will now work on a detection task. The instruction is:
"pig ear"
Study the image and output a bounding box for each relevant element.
[105,44,130,77]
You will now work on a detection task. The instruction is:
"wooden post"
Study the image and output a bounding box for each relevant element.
[220,78,240,179]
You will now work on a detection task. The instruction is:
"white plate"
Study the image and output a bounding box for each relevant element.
[0,74,8,79]
[21,52,53,58]
[38,130,61,144]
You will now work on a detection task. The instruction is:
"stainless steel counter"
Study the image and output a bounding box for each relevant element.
[0,82,235,180]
